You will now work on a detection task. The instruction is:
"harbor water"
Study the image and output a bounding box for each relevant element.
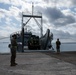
[0,42,10,53]
[0,41,76,53]
[52,43,76,52]
[0,38,10,53]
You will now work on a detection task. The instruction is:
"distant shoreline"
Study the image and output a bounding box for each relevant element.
[52,42,76,44]
[0,53,10,55]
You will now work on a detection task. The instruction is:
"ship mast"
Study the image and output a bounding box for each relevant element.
[32,2,34,15]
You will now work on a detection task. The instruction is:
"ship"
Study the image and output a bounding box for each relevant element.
[10,3,53,52]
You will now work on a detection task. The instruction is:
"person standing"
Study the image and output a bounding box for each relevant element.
[56,38,61,54]
[10,34,17,66]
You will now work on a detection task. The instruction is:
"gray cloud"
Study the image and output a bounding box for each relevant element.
[54,15,75,26]
[52,29,71,39]
[71,0,76,6]
[43,0,50,3]
[44,7,64,21]
[35,6,64,24]
[41,7,75,27]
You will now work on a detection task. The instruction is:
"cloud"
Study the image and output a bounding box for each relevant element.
[0,5,22,37]
[54,15,75,26]
[0,6,20,19]
[44,7,64,21]
[0,0,23,7]
[70,0,76,6]
[0,8,7,19]
[37,6,75,27]
[51,28,76,42]
[0,0,10,4]
[51,29,70,39]
[0,0,76,42]
[0,25,20,37]
[43,0,76,8]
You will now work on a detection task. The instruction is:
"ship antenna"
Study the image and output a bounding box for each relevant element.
[32,2,34,15]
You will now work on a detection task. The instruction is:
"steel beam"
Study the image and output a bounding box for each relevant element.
[23,15,42,18]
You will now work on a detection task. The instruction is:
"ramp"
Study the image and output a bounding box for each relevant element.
[40,29,53,50]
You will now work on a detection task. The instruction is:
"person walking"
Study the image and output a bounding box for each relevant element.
[10,34,17,66]
[56,38,61,54]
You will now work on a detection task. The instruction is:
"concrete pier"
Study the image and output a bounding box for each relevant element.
[0,52,76,75]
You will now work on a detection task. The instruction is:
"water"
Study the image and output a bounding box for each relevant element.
[52,43,76,52]
[0,42,10,53]
[0,42,76,53]
[0,37,76,53]
[0,38,10,53]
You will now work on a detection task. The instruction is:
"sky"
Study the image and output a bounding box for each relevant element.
[0,0,76,42]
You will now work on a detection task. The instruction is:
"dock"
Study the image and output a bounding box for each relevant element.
[0,51,76,75]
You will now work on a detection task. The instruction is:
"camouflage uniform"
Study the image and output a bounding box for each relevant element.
[10,35,17,66]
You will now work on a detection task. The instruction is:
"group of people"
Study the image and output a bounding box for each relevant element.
[9,34,61,66]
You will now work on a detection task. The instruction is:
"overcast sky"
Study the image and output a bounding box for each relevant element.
[0,0,76,42]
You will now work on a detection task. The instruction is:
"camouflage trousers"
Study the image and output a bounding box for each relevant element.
[10,47,16,65]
